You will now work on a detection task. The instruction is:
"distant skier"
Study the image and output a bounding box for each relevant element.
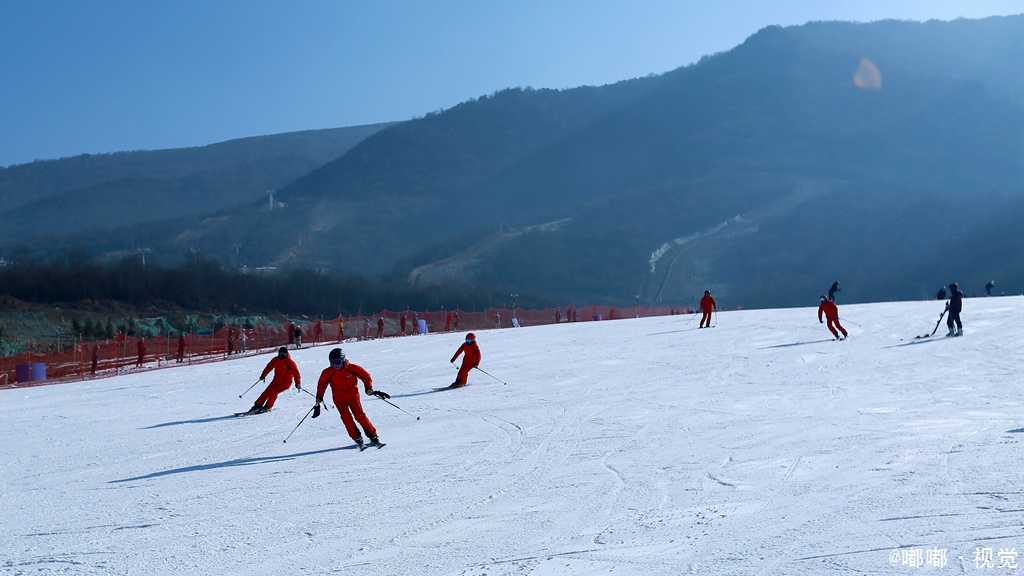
[363,318,370,340]
[828,281,840,302]
[449,333,481,388]
[313,348,388,448]
[946,282,964,337]
[817,295,848,340]
[294,325,303,349]
[136,338,146,367]
[176,335,185,363]
[936,286,947,300]
[555,308,562,323]
[453,310,460,330]
[244,347,301,414]
[699,290,717,328]
[985,280,995,297]
[445,311,452,332]
[376,317,385,339]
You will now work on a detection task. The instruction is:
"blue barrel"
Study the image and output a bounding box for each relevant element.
[15,363,46,383]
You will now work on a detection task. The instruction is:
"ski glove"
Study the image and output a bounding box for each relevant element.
[371,390,391,400]
[311,403,321,418]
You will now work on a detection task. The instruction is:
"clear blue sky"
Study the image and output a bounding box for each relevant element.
[1,0,1020,167]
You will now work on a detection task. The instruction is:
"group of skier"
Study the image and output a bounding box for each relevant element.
[241,333,482,448]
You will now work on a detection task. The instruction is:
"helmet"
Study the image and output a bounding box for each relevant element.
[949,282,958,290]
[466,332,476,342]
[820,295,828,301]
[278,346,288,356]
[329,348,346,366]
[704,290,711,295]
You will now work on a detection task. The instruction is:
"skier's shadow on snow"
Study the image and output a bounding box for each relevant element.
[760,339,835,349]
[143,415,237,429]
[109,446,351,483]
[1007,428,1024,434]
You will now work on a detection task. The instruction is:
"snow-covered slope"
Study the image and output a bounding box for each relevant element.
[3,297,1023,575]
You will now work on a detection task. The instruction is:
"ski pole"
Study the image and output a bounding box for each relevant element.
[376,396,420,420]
[239,379,262,398]
[840,317,861,327]
[685,310,698,325]
[299,387,333,411]
[474,366,507,385]
[283,405,315,443]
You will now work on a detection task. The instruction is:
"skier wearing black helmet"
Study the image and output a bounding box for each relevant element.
[313,348,388,448]
[243,347,301,415]
[946,283,964,337]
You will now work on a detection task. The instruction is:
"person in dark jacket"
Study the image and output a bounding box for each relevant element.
[936,286,947,300]
[946,282,964,337]
[828,281,840,302]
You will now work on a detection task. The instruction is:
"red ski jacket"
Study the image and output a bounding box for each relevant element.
[818,300,839,321]
[260,355,301,388]
[700,295,717,312]
[316,362,373,398]
[451,342,481,367]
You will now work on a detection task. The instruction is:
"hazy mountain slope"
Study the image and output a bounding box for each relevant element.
[3,17,1022,310]
[0,124,393,242]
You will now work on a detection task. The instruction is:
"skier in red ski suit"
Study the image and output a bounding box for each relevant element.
[314,348,388,447]
[699,290,717,328]
[247,347,301,413]
[449,333,481,388]
[817,295,848,340]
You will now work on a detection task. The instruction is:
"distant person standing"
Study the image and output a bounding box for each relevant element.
[337,317,345,342]
[828,281,841,302]
[453,310,460,330]
[313,348,387,448]
[376,317,385,339]
[294,325,303,349]
[91,344,100,374]
[244,347,301,414]
[946,282,964,337]
[449,333,481,388]
[176,335,185,363]
[699,290,717,328]
[400,313,407,335]
[238,330,247,353]
[555,308,562,323]
[445,311,453,332]
[817,295,848,340]
[136,338,146,367]
[936,286,947,300]
[985,280,995,297]
[363,318,371,340]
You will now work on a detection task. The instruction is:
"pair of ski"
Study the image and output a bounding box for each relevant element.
[359,441,386,451]
[914,309,948,339]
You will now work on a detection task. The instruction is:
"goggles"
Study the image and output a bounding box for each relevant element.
[331,358,345,367]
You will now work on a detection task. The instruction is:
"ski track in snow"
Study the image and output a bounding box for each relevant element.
[2,297,1024,575]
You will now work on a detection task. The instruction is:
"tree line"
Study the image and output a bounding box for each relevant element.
[0,247,545,318]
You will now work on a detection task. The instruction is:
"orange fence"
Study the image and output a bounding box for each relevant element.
[0,303,706,388]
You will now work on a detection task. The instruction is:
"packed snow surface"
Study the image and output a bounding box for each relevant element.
[3,297,1024,575]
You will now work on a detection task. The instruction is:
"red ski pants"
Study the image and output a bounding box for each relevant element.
[826,318,848,338]
[455,363,472,385]
[700,310,713,327]
[255,379,292,409]
[332,391,377,441]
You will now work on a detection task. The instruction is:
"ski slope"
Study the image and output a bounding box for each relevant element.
[2,297,1023,575]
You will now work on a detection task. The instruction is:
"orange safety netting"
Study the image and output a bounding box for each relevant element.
[0,304,710,388]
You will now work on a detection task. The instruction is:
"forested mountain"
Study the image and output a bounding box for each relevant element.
[3,15,1022,310]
